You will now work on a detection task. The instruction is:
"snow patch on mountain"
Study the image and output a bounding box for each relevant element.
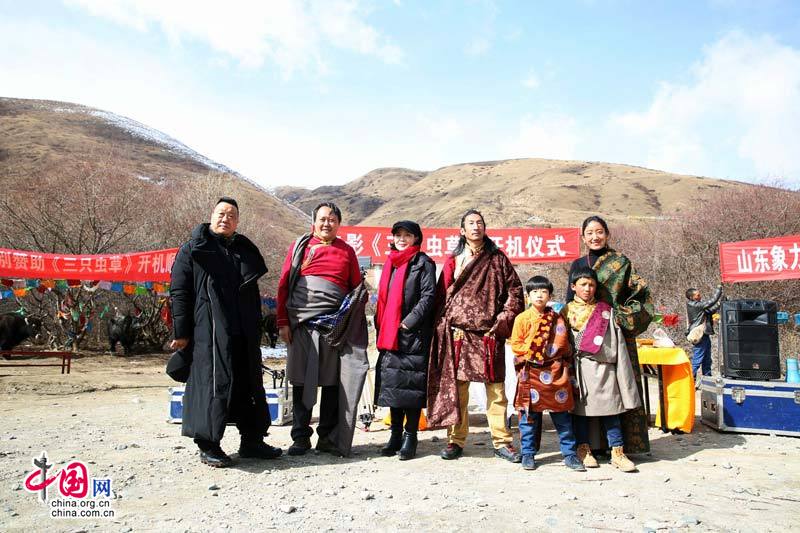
[45,100,302,212]
[88,109,235,175]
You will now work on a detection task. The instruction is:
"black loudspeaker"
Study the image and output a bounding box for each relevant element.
[720,299,780,380]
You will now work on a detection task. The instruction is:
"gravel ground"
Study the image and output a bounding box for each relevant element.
[1,354,799,532]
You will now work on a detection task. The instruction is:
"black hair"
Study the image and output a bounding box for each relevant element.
[526,275,554,295]
[389,222,423,251]
[216,197,239,211]
[569,265,598,286]
[581,215,609,235]
[451,208,499,257]
[686,288,698,300]
[312,202,342,223]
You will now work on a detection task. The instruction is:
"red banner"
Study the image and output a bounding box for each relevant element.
[340,226,581,264]
[719,235,800,282]
[0,247,179,282]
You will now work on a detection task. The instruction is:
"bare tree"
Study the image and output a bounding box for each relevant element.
[0,158,149,254]
[612,184,800,360]
[0,158,152,349]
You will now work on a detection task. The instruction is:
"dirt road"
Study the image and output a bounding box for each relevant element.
[1,355,799,532]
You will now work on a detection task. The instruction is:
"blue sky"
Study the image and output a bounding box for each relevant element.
[2,0,800,189]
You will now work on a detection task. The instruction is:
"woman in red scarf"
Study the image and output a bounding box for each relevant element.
[374,220,436,460]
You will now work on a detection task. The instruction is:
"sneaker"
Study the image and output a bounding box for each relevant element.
[440,443,463,460]
[521,454,536,470]
[564,454,587,472]
[238,440,283,460]
[287,437,312,456]
[494,444,522,463]
[200,447,234,468]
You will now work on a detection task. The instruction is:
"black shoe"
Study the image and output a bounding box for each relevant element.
[316,436,341,456]
[200,447,233,468]
[239,440,283,460]
[494,444,522,463]
[287,437,312,456]
[440,443,463,460]
[380,429,403,456]
[398,432,418,461]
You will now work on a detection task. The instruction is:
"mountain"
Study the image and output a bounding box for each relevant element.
[274,167,428,223]
[275,158,750,227]
[0,97,307,292]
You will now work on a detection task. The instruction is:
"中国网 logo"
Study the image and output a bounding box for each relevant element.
[23,451,115,519]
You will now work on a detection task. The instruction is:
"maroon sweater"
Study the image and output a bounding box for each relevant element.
[276,236,361,327]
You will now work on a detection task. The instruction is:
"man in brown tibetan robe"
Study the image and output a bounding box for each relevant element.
[427,209,525,461]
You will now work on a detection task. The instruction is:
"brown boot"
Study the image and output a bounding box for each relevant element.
[611,446,637,472]
[577,444,599,468]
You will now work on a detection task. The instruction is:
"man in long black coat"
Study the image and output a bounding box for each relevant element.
[170,197,282,467]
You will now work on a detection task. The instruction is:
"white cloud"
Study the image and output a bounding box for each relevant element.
[501,113,581,160]
[64,0,403,75]
[465,36,491,57]
[417,114,465,144]
[612,32,800,184]
[0,18,363,188]
[464,1,497,57]
[504,27,523,41]
[521,70,540,89]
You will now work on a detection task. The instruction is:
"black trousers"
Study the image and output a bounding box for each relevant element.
[389,407,421,434]
[195,335,267,451]
[291,384,338,441]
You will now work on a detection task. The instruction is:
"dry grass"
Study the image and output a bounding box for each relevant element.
[0,98,211,182]
[276,158,755,228]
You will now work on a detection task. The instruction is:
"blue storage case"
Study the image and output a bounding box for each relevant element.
[168,386,184,423]
[265,386,293,426]
[700,376,800,437]
[167,385,292,425]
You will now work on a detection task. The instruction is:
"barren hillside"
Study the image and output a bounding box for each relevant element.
[276,158,748,227]
[274,167,427,223]
[0,97,307,291]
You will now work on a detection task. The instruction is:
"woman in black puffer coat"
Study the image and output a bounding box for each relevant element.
[374,220,436,460]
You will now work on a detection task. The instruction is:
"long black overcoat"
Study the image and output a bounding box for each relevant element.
[374,252,436,410]
[170,223,268,442]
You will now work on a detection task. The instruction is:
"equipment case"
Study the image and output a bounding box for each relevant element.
[700,376,800,437]
[167,385,293,426]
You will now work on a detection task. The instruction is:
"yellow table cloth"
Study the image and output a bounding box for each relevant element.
[637,346,695,433]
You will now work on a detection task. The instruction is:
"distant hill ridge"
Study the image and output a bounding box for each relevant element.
[275,158,750,228]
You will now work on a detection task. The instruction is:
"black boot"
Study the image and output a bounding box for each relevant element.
[239,438,283,459]
[288,437,312,456]
[398,432,418,461]
[380,428,403,456]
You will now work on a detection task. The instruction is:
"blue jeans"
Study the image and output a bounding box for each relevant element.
[573,414,623,448]
[519,411,577,458]
[692,334,712,377]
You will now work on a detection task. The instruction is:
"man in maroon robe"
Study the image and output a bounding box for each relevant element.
[427,209,524,461]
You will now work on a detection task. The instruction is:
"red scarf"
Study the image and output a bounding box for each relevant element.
[376,246,419,351]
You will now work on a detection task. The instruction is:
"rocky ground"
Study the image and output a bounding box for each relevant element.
[1,354,799,532]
